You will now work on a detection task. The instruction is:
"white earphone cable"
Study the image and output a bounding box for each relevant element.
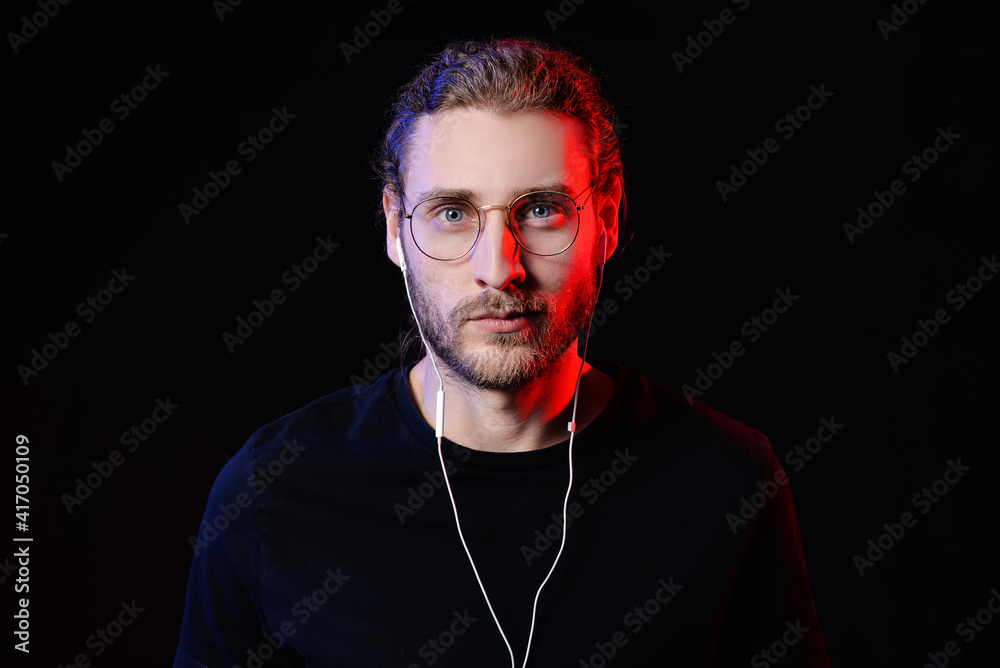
[397,231,606,667]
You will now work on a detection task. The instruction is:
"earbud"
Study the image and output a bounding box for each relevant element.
[396,235,407,271]
[599,229,608,266]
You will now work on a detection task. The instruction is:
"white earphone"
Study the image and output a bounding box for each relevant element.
[396,234,407,272]
[395,226,608,667]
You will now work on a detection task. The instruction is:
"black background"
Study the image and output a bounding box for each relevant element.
[5,0,997,665]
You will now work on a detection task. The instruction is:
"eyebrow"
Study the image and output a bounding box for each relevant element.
[411,181,576,204]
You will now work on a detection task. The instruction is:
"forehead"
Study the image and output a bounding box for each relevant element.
[403,109,591,200]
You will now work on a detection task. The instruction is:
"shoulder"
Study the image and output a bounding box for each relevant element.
[603,360,775,471]
[213,368,412,487]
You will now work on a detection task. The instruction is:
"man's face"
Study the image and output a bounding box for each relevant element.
[387,109,612,391]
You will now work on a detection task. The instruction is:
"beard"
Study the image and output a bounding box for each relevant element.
[406,256,600,392]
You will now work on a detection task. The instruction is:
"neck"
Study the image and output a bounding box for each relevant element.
[408,346,614,453]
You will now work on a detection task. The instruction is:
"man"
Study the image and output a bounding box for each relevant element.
[174,38,830,667]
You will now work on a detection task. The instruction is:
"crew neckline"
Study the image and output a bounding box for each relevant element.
[391,358,631,472]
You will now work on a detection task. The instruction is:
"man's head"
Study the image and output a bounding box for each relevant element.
[379,39,624,390]
[378,38,623,221]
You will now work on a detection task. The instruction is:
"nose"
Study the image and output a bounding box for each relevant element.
[471,207,525,290]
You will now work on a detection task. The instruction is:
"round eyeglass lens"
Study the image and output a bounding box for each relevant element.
[410,197,481,260]
[509,192,579,256]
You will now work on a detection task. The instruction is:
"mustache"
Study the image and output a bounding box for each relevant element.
[451,289,551,323]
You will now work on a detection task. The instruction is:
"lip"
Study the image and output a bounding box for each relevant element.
[468,311,538,333]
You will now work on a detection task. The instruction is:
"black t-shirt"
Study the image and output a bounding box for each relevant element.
[174,362,830,667]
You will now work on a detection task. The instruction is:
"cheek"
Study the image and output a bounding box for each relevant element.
[546,258,594,301]
[417,264,466,306]
[567,241,601,280]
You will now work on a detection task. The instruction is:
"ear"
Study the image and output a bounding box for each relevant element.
[595,177,622,262]
[384,188,403,268]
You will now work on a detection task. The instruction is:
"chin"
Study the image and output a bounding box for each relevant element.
[447,338,570,392]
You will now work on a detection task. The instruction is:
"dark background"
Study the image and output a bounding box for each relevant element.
[5,0,996,665]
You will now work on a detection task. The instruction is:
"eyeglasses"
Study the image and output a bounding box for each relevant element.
[402,186,595,261]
